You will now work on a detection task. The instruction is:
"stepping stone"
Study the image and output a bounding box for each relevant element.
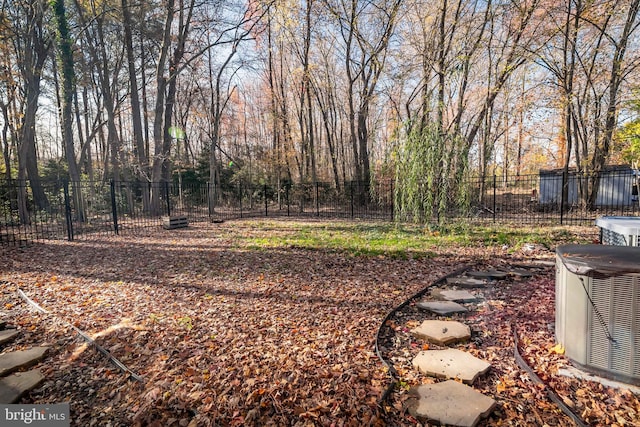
[432,289,478,303]
[0,369,44,403]
[466,270,508,280]
[417,301,468,315]
[413,348,491,384]
[0,347,49,377]
[411,320,471,345]
[508,268,533,278]
[0,330,19,345]
[446,276,487,288]
[529,260,555,267]
[407,380,496,427]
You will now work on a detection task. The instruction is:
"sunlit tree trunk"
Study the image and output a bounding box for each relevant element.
[8,0,52,220]
[149,0,175,214]
[51,0,84,221]
[122,0,151,210]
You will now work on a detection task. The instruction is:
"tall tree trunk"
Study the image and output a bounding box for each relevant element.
[344,0,361,183]
[266,12,282,196]
[208,33,240,211]
[587,0,640,209]
[560,0,579,211]
[149,0,175,214]
[122,0,150,210]
[19,70,49,218]
[357,104,370,186]
[463,0,538,160]
[150,0,195,212]
[51,0,84,221]
[93,18,123,183]
[14,1,51,220]
[0,103,13,181]
[435,0,447,137]
[313,82,340,191]
[304,0,316,184]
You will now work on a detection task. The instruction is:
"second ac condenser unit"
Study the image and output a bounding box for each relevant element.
[556,245,640,385]
[595,216,640,246]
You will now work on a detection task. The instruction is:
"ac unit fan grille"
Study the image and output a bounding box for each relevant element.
[588,275,640,378]
[601,228,639,246]
[635,281,640,377]
[588,278,612,369]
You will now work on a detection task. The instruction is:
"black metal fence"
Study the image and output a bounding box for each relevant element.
[1,170,638,245]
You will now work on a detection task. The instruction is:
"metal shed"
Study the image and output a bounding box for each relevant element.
[539,166,637,208]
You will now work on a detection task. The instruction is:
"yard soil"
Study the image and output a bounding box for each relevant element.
[0,220,637,426]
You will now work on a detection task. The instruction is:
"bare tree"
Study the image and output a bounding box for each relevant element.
[2,0,52,223]
[326,0,402,194]
[538,0,640,209]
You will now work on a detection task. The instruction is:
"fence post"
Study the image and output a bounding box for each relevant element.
[316,182,320,217]
[164,181,171,216]
[264,183,268,217]
[560,170,567,225]
[110,180,119,235]
[63,180,74,241]
[286,184,290,216]
[239,183,243,218]
[492,174,497,223]
[436,179,440,224]
[207,182,212,218]
[350,181,354,218]
[390,180,394,221]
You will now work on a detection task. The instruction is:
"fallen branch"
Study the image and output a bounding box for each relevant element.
[17,288,144,383]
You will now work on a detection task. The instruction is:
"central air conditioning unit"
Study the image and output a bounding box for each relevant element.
[555,244,640,385]
[595,216,640,246]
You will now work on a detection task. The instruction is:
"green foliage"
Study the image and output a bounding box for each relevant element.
[41,158,68,182]
[192,147,236,191]
[245,222,435,259]
[393,122,469,223]
[50,0,75,101]
[0,162,18,181]
[195,148,211,182]
[238,221,592,259]
[617,120,640,167]
[616,96,640,168]
[177,316,193,331]
[172,167,201,187]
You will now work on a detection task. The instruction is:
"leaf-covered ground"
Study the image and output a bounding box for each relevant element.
[0,219,637,426]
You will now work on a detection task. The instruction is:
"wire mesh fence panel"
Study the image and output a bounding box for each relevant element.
[319,182,345,218]
[0,179,69,244]
[67,181,117,239]
[488,174,547,225]
[209,184,241,221]
[168,181,211,223]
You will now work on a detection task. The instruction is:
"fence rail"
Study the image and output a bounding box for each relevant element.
[1,170,638,245]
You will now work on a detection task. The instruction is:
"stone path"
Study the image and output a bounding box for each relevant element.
[416,300,468,315]
[431,289,478,303]
[0,330,20,345]
[407,380,497,426]
[0,321,48,403]
[445,276,487,288]
[402,267,540,427]
[413,348,491,384]
[411,320,470,345]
